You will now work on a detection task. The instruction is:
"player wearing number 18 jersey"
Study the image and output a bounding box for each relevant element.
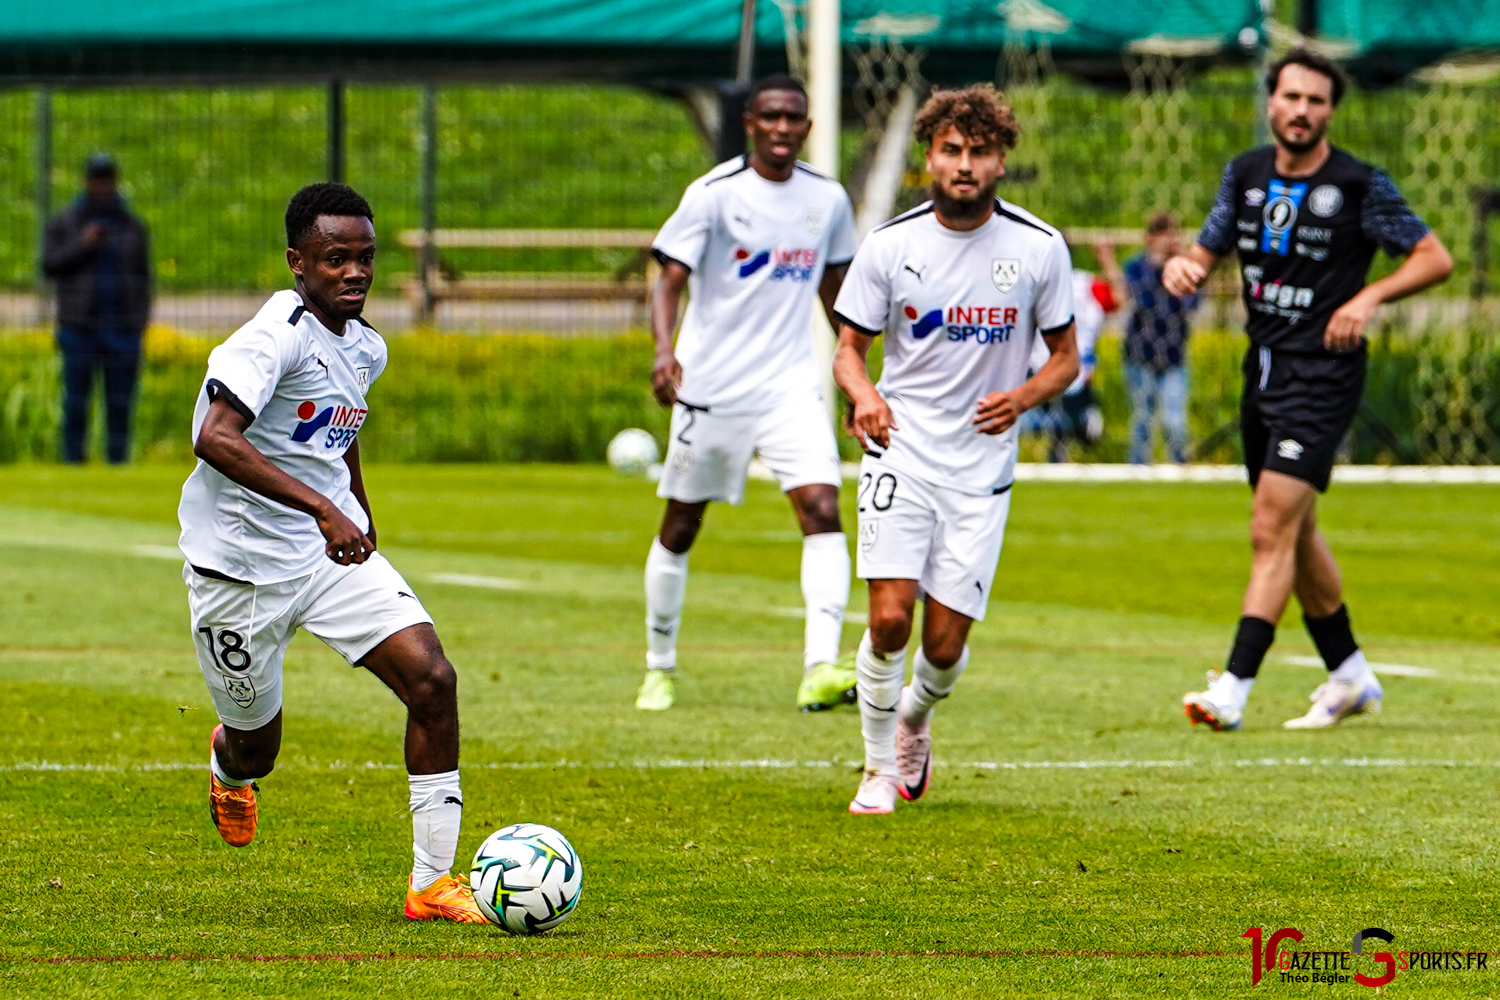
[832,85,1078,814]
[177,184,485,923]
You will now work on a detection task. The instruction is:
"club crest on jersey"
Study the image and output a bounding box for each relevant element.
[1308,184,1343,217]
[734,247,818,281]
[355,366,371,393]
[290,399,368,448]
[991,258,1020,292]
[903,304,1019,344]
[806,208,825,235]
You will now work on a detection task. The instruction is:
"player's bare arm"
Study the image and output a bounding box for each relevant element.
[832,322,897,449]
[973,322,1079,435]
[818,263,848,330]
[648,259,690,406]
[1162,244,1221,298]
[344,437,376,549]
[1323,232,1453,351]
[193,396,372,565]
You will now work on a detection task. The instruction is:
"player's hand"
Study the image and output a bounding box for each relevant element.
[1324,290,1378,352]
[850,393,897,450]
[82,223,107,249]
[973,391,1023,435]
[316,504,373,565]
[651,351,682,407]
[1162,255,1205,299]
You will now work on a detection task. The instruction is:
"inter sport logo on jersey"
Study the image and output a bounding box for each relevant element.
[903,304,1019,344]
[734,247,819,281]
[290,400,368,448]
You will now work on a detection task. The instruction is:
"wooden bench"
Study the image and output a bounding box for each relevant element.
[398,228,658,320]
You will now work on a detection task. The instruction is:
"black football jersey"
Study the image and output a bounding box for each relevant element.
[1197,145,1428,354]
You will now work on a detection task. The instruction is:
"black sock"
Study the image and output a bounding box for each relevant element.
[1226,616,1276,679]
[1304,604,1359,671]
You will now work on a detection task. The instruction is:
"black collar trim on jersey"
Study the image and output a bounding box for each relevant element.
[874,203,936,232]
[704,154,753,186]
[794,162,834,181]
[994,202,1058,239]
[355,317,379,335]
[288,304,306,326]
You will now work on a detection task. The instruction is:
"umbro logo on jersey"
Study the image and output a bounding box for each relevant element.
[903,304,1019,344]
[290,400,368,447]
[734,247,818,281]
[1277,439,1304,460]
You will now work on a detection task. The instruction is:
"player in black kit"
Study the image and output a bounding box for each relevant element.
[1167,48,1452,731]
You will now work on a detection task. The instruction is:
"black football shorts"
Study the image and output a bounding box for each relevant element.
[1241,346,1366,493]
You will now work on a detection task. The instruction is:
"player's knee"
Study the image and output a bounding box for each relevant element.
[800,495,842,535]
[226,740,279,779]
[923,638,965,669]
[1248,507,1297,555]
[406,656,458,719]
[868,606,914,651]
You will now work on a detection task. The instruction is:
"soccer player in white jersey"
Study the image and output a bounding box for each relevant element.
[638,75,859,712]
[177,184,485,923]
[832,85,1079,815]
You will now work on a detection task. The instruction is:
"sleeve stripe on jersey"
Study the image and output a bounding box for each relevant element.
[994,203,1059,239]
[288,304,306,326]
[834,310,882,337]
[873,203,935,232]
[1040,316,1075,338]
[703,154,753,186]
[205,378,256,425]
[827,257,854,268]
[651,248,693,272]
[794,162,834,181]
[357,317,380,335]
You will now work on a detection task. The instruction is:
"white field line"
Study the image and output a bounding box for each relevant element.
[427,572,525,590]
[773,606,869,625]
[6,757,1499,775]
[1283,654,1437,678]
[747,461,1500,485]
[130,544,184,560]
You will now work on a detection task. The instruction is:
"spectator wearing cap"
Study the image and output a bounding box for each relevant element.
[1122,213,1199,465]
[42,155,152,464]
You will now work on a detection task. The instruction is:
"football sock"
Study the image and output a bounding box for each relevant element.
[1303,604,1361,673]
[644,538,688,671]
[856,630,905,778]
[1225,615,1276,680]
[1328,648,1373,684]
[209,747,252,789]
[901,645,969,726]
[1208,669,1255,710]
[409,769,463,893]
[800,531,850,668]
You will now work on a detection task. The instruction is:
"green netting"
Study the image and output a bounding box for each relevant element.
[1319,0,1500,82]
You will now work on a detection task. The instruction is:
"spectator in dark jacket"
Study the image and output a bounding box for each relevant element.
[1123,213,1198,464]
[43,155,152,464]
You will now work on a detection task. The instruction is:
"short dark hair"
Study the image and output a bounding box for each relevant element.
[1265,47,1347,106]
[1146,212,1179,235]
[914,84,1021,151]
[285,182,373,249]
[746,74,807,111]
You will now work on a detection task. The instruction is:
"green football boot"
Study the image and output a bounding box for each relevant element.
[797,655,858,712]
[635,669,676,711]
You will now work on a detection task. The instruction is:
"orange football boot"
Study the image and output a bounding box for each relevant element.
[208,724,258,847]
[404,873,489,924]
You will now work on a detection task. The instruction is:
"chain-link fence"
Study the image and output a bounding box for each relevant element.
[2,56,1497,465]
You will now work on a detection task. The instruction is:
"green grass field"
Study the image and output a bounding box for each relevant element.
[2,463,1499,998]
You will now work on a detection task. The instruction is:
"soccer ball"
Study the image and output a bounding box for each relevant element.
[607,428,659,475]
[470,823,583,934]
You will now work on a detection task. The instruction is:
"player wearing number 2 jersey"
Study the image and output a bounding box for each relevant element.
[177,183,485,923]
[832,85,1078,815]
[638,75,859,713]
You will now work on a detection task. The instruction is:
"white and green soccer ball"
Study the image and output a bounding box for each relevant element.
[470,823,583,934]
[606,428,659,475]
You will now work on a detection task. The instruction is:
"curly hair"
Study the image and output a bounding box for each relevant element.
[913,84,1020,151]
[285,182,374,249]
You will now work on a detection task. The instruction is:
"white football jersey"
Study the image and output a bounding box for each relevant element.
[653,156,857,414]
[1029,269,1107,393]
[834,198,1074,495]
[178,289,387,585]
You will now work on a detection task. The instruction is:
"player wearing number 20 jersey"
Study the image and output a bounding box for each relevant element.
[833,85,1078,816]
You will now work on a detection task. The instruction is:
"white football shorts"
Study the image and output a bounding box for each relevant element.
[184,551,434,730]
[657,392,841,505]
[854,455,1011,622]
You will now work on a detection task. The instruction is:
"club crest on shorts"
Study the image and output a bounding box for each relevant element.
[991,258,1020,293]
[223,674,256,708]
[859,520,879,553]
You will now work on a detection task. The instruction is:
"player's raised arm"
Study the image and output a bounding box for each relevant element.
[832,321,896,449]
[1163,161,1237,298]
[647,259,690,406]
[194,394,372,565]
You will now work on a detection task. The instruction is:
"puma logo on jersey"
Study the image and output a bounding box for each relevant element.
[903,263,926,282]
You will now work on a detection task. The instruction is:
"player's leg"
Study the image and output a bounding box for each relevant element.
[56,326,95,463]
[637,499,707,710]
[1161,365,1189,465]
[850,578,920,814]
[99,326,142,465]
[1125,361,1154,465]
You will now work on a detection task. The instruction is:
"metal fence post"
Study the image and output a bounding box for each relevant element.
[328,76,346,184]
[419,83,438,325]
[34,86,53,326]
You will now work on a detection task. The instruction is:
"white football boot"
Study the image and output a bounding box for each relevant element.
[1182,671,1244,731]
[848,771,898,815]
[1283,673,1383,729]
[895,689,933,802]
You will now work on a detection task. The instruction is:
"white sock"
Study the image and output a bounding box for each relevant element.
[856,630,905,778]
[644,538,688,671]
[1329,648,1373,684]
[1210,671,1255,710]
[210,746,251,788]
[409,770,462,892]
[800,532,850,668]
[901,645,969,726]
